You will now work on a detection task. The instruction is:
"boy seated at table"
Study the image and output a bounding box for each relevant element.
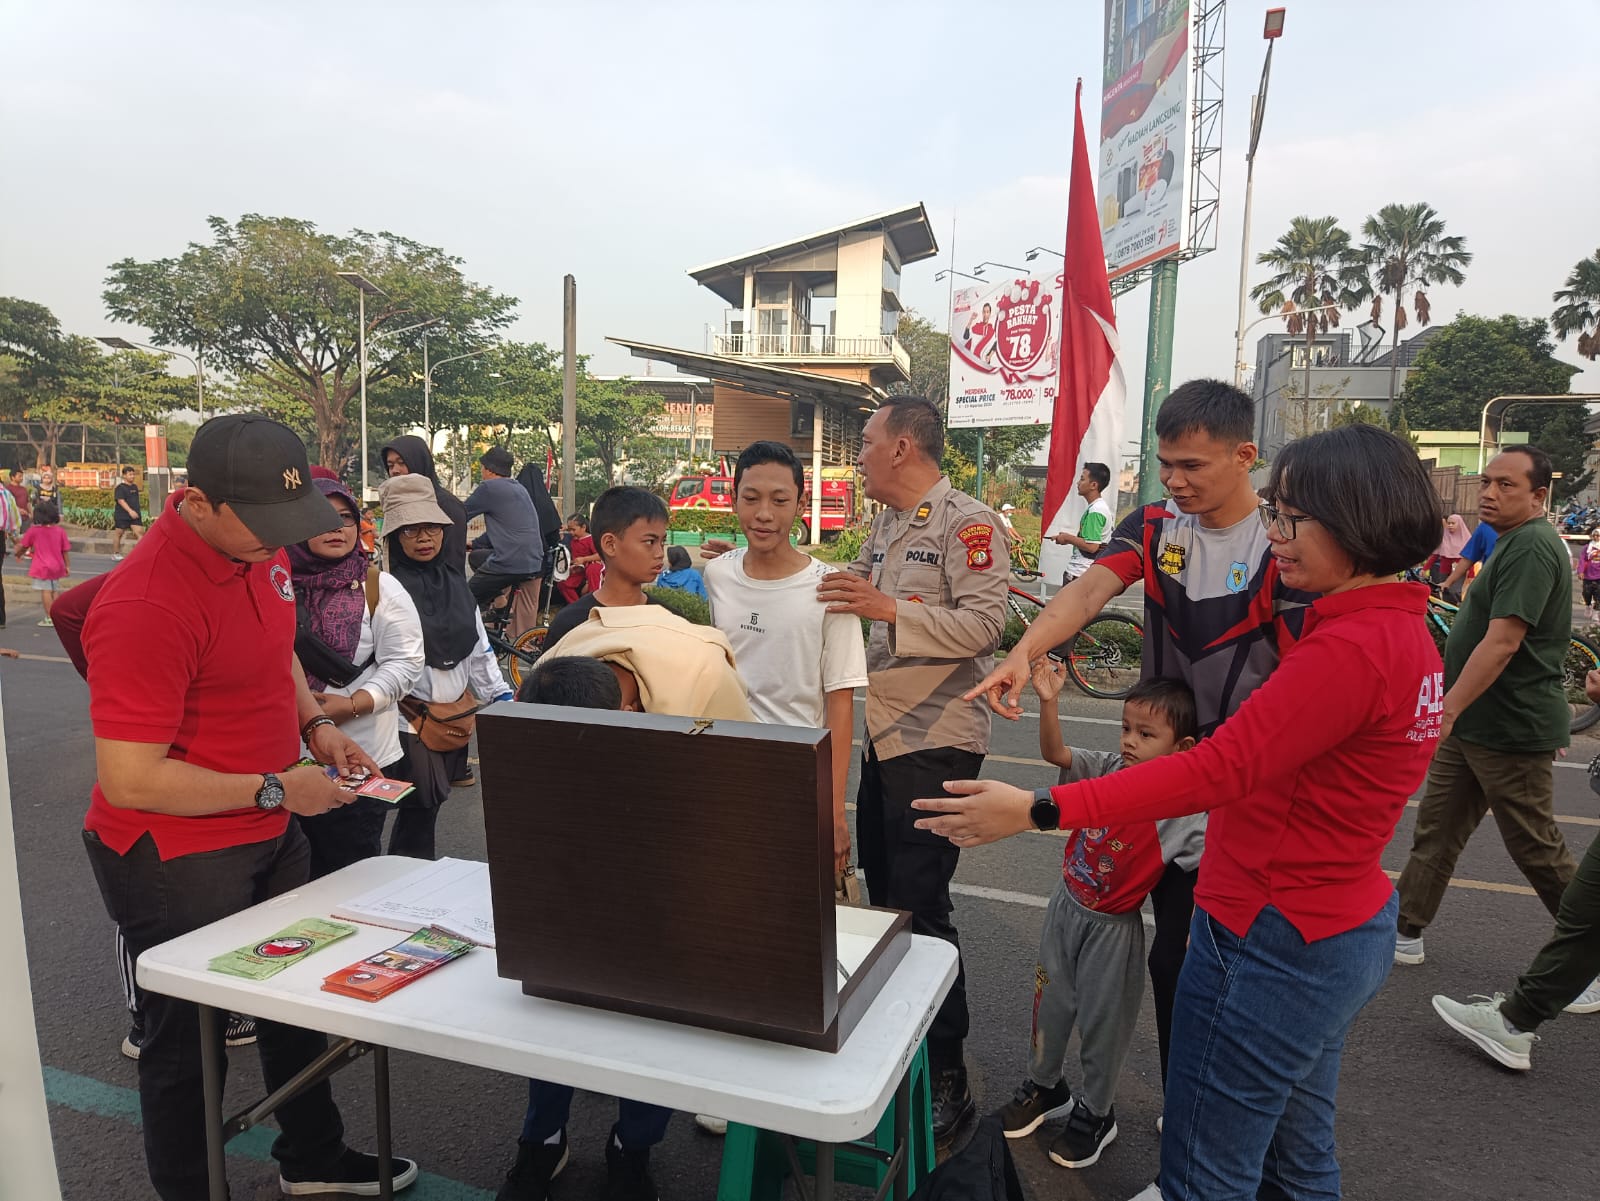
[998,671,1204,1173]
[499,653,674,1201]
[537,604,753,722]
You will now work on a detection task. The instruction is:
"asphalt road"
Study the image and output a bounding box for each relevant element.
[5,584,1599,1201]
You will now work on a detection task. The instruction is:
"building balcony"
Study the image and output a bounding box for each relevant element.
[710,331,910,377]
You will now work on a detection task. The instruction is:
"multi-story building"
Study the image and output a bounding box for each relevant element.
[1251,326,1444,458]
[611,205,939,532]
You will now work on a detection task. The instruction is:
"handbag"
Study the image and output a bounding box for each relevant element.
[399,689,484,754]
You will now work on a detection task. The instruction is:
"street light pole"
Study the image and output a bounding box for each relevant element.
[1234,9,1286,388]
[337,272,388,501]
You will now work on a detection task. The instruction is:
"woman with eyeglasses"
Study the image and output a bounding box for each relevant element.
[913,424,1446,1201]
[290,476,426,877]
[380,474,512,859]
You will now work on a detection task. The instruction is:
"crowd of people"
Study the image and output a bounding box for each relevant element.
[41,378,1600,1201]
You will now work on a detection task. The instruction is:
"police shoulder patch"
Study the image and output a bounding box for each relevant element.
[956,523,994,571]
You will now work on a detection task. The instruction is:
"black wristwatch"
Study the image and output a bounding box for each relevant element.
[1029,787,1061,831]
[254,772,286,812]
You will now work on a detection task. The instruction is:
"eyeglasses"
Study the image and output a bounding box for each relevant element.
[1258,502,1319,541]
[396,523,444,539]
[334,513,359,528]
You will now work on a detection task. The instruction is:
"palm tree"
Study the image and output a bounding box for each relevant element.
[1249,215,1370,409]
[1551,249,1600,361]
[1359,202,1472,402]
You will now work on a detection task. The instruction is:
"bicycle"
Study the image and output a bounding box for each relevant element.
[1005,584,1144,700]
[480,577,550,692]
[1009,542,1043,583]
[1412,571,1600,734]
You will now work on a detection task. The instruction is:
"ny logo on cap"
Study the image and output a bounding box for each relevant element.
[283,468,303,490]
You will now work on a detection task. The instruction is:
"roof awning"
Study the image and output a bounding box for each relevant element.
[606,338,883,410]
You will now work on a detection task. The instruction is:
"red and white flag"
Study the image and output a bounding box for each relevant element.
[1039,79,1125,582]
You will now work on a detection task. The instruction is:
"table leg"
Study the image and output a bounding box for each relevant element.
[198,1004,228,1201]
[893,1069,911,1201]
[814,1142,835,1201]
[374,1045,393,1201]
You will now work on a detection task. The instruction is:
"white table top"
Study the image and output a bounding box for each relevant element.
[138,857,957,1142]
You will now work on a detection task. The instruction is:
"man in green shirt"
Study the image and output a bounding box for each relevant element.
[1396,445,1578,965]
[1050,462,1113,581]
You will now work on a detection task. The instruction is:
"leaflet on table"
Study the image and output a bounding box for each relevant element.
[208,918,358,980]
[330,856,497,947]
[321,927,475,1001]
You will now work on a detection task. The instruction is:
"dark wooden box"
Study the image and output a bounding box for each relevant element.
[477,703,910,1051]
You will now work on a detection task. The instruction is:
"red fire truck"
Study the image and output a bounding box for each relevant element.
[668,466,858,544]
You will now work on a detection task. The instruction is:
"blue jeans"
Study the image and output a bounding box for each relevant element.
[1159,895,1397,1201]
[520,1079,672,1150]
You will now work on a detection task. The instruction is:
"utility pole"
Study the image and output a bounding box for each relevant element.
[1234,9,1285,388]
[1139,258,1180,503]
[561,275,578,511]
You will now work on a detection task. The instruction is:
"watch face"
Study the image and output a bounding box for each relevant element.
[257,775,285,811]
[1030,796,1059,831]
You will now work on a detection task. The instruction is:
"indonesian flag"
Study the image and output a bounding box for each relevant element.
[1039,80,1125,583]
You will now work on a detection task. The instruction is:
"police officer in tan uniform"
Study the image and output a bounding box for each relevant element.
[818,396,1009,1144]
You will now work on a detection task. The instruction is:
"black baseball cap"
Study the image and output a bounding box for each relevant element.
[186,415,341,547]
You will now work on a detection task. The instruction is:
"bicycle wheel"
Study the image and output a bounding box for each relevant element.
[1564,633,1600,733]
[1065,613,1144,700]
[507,626,548,691]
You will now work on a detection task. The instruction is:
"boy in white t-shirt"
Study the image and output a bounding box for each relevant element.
[703,441,868,873]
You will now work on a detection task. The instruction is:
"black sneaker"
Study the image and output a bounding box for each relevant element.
[453,767,477,788]
[1047,1104,1117,1169]
[121,1022,144,1061]
[604,1133,660,1201]
[279,1148,419,1196]
[998,1077,1074,1138]
[496,1130,569,1201]
[225,1014,258,1047]
[931,1064,976,1147]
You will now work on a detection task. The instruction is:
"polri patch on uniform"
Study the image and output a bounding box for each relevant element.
[957,523,995,571]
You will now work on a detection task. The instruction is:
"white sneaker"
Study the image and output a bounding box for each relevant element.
[112,554,124,561]
[1155,1114,1164,1134]
[694,1113,728,1135]
[1394,934,1425,965]
[1126,1185,1163,1201]
[1431,994,1536,1070]
[1563,976,1600,1014]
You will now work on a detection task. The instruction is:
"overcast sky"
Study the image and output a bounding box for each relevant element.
[3,0,1595,445]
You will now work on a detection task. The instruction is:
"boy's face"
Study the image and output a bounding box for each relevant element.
[1119,699,1193,766]
[1157,430,1255,517]
[599,516,666,585]
[734,462,805,553]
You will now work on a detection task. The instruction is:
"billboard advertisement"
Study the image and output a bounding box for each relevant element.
[1099,0,1191,279]
[946,270,1062,429]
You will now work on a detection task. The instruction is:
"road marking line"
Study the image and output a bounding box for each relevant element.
[11,652,73,664]
[952,871,1538,907]
[41,1066,493,1199]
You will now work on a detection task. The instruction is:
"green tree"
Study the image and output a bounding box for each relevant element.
[1250,216,1370,404]
[892,308,949,408]
[577,377,666,486]
[1551,249,1600,361]
[1359,203,1472,403]
[1400,313,1586,498]
[1328,402,1385,429]
[103,215,517,468]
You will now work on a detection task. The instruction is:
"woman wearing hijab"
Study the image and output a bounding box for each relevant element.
[1425,512,1470,585]
[381,434,469,575]
[291,477,427,876]
[380,474,512,859]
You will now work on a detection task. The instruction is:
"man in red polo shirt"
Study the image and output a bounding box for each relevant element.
[80,415,418,1200]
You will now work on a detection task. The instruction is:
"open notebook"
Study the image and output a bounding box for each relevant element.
[331,858,496,947]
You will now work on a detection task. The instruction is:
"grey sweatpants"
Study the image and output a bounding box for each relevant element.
[1028,881,1146,1118]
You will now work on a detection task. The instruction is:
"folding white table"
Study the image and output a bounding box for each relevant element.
[138,857,957,1201]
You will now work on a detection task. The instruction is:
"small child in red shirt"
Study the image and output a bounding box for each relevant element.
[999,670,1203,1172]
[16,500,71,626]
